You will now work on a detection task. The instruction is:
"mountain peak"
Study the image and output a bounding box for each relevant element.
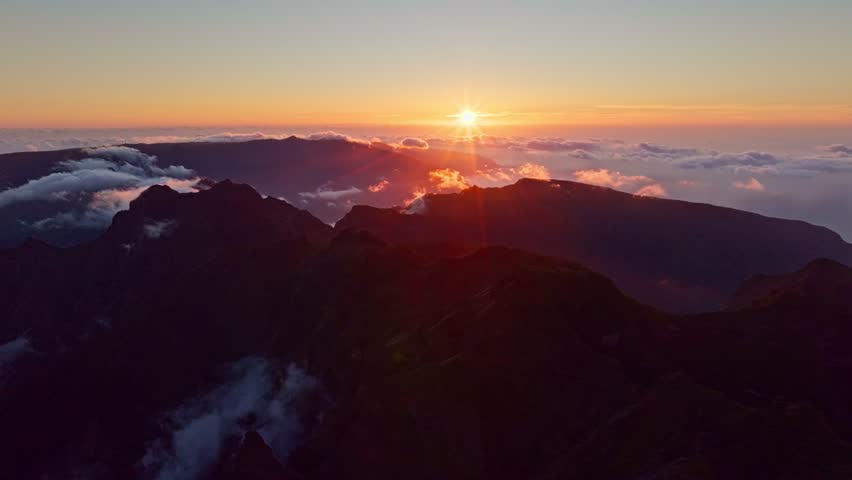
[203,179,263,201]
[103,180,331,250]
[131,183,180,206]
[729,257,852,310]
[514,177,553,187]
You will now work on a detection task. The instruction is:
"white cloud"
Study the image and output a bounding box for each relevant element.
[140,357,319,480]
[298,186,362,200]
[1,147,198,230]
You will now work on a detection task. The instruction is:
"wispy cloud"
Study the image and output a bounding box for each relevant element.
[298,186,362,200]
[140,357,320,480]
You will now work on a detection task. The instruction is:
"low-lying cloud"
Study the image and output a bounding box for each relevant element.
[429,168,470,191]
[400,137,429,149]
[821,144,852,156]
[4,128,852,240]
[298,186,362,200]
[635,183,668,197]
[305,131,370,145]
[140,357,320,480]
[679,151,782,170]
[733,177,766,191]
[1,147,199,231]
[573,169,653,188]
[143,219,179,239]
[0,336,33,368]
[524,140,600,152]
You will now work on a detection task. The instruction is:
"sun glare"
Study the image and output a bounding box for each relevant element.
[460,110,478,126]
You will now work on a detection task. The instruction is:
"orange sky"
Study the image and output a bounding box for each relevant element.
[2,1,852,128]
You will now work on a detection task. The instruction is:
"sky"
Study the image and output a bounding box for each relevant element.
[2,0,852,128]
[2,1,852,239]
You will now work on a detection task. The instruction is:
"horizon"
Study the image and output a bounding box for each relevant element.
[3,123,852,242]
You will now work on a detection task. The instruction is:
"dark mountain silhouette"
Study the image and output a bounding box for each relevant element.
[729,258,852,310]
[0,138,495,248]
[666,259,852,441]
[337,178,852,313]
[1,181,851,479]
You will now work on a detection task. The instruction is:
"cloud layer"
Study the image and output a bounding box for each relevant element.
[0,146,198,231]
[3,128,852,240]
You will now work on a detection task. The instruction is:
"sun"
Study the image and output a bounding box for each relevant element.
[460,110,478,126]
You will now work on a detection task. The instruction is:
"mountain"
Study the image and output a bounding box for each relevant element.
[667,259,852,441]
[2,181,851,480]
[729,258,852,310]
[337,178,852,313]
[0,138,495,249]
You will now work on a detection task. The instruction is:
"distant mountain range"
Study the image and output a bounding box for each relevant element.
[338,178,852,312]
[2,180,851,479]
[0,137,493,247]
[3,139,851,314]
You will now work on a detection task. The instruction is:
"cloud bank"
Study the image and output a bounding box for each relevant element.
[4,128,852,239]
[0,146,199,231]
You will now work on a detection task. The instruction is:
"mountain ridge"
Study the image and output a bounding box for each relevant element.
[338,177,852,313]
[2,180,852,479]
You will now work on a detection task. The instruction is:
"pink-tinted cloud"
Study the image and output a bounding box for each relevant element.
[733,178,765,191]
[515,163,551,180]
[367,180,390,193]
[573,169,653,188]
[429,168,470,191]
[403,187,427,209]
[635,183,668,197]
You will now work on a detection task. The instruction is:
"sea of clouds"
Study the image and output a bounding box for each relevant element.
[3,127,852,239]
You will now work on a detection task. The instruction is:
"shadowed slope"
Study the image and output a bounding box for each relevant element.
[1,181,851,479]
[338,178,852,312]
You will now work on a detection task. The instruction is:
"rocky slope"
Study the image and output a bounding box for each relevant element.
[1,181,851,480]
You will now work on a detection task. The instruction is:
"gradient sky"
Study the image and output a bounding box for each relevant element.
[2,0,852,128]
